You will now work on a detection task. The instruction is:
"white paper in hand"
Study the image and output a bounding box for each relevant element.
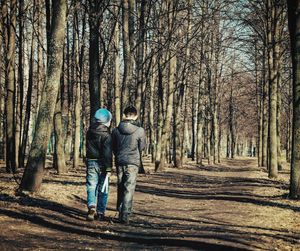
[101,175,109,193]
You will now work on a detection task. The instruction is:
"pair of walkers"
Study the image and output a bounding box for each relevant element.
[85,105,146,224]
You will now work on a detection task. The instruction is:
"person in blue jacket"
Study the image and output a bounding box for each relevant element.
[85,108,112,221]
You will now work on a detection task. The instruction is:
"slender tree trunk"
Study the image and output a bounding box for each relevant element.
[53,88,67,174]
[114,12,121,125]
[19,0,67,192]
[16,0,25,170]
[217,105,221,163]
[20,28,35,168]
[286,75,292,163]
[226,131,230,158]
[88,1,101,121]
[155,54,176,171]
[191,91,197,161]
[5,0,17,173]
[196,25,205,165]
[276,7,283,171]
[149,63,155,163]
[287,0,300,198]
[267,0,278,178]
[0,1,6,160]
[73,11,81,169]
[255,40,263,166]
[121,0,134,106]
[173,79,185,168]
[277,87,283,171]
[262,49,268,167]
[135,0,146,115]
[229,87,236,159]
[64,24,72,160]
[155,61,163,168]
[45,0,51,55]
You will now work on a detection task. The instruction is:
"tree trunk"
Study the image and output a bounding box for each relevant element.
[64,25,73,161]
[19,0,67,192]
[73,11,81,169]
[0,1,6,160]
[191,91,197,161]
[121,0,135,106]
[287,0,300,198]
[16,0,25,170]
[135,0,146,115]
[53,88,67,174]
[20,27,35,168]
[196,33,204,165]
[229,87,236,159]
[114,10,121,126]
[155,54,176,171]
[88,1,101,121]
[149,63,155,163]
[267,0,278,178]
[5,0,17,173]
[262,49,268,167]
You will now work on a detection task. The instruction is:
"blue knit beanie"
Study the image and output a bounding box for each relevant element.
[94,108,112,124]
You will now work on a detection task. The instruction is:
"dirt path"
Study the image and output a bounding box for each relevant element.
[0,157,300,250]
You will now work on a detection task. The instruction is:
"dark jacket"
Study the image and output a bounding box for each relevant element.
[112,120,146,167]
[86,123,112,172]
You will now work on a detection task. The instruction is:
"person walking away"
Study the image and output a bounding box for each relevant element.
[86,108,112,221]
[112,105,146,224]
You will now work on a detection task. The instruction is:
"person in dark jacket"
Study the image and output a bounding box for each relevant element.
[86,108,112,221]
[112,105,146,224]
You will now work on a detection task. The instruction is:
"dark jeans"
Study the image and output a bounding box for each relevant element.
[86,160,109,214]
[117,165,139,218]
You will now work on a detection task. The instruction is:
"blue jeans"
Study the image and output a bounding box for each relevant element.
[117,165,139,217]
[86,160,109,214]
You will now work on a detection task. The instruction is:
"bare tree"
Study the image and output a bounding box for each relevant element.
[19,0,67,192]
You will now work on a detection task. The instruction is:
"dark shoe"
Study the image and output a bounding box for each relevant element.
[86,207,96,221]
[119,213,129,225]
[119,218,129,225]
[97,212,105,221]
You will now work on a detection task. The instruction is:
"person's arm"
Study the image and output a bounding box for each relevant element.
[111,129,117,155]
[103,134,112,172]
[138,128,147,152]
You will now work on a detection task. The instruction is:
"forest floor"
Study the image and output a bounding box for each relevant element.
[0,157,300,251]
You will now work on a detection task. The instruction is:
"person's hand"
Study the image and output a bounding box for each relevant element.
[106,171,111,177]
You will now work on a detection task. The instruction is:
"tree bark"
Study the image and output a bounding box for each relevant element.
[5,0,17,173]
[287,0,300,198]
[114,8,121,126]
[155,54,176,172]
[88,0,101,121]
[20,26,35,168]
[73,11,81,169]
[262,49,268,167]
[53,88,67,174]
[0,1,7,160]
[135,0,146,115]
[19,0,67,192]
[16,0,25,170]
[267,0,278,178]
[229,86,236,159]
[121,0,135,107]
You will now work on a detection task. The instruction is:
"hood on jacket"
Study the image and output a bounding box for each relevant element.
[89,122,109,134]
[118,120,139,135]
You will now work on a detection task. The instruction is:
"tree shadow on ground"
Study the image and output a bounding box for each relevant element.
[135,183,299,212]
[0,160,298,250]
[0,204,249,251]
[132,210,300,243]
[138,171,288,191]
